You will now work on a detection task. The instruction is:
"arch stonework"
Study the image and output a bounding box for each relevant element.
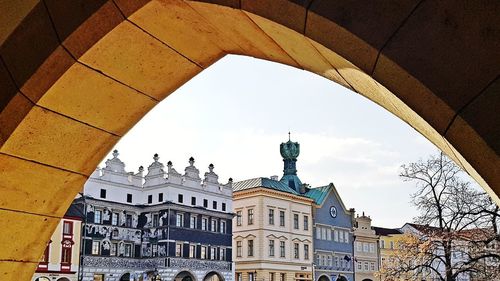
[0,0,498,279]
[317,274,331,281]
[203,271,225,281]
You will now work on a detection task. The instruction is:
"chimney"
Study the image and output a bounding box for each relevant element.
[270,175,279,181]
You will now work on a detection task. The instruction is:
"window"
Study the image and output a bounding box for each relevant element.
[248,209,254,225]
[94,210,102,224]
[344,231,349,243]
[327,256,332,267]
[316,227,321,239]
[303,216,309,230]
[220,220,226,233]
[269,209,275,225]
[203,199,208,208]
[91,241,100,255]
[158,193,163,202]
[370,262,375,271]
[189,245,196,258]
[61,247,71,263]
[280,273,285,281]
[338,230,344,243]
[153,214,159,227]
[269,240,275,256]
[236,211,242,226]
[369,243,375,253]
[213,201,217,209]
[176,213,184,227]
[100,189,106,199]
[109,242,117,256]
[334,230,339,242]
[148,195,152,204]
[202,217,208,230]
[111,213,118,225]
[211,219,217,232]
[293,214,299,229]
[327,229,332,240]
[125,214,132,227]
[363,243,369,252]
[190,216,197,229]
[191,196,196,205]
[178,194,183,203]
[63,221,72,235]
[248,240,254,256]
[356,242,362,252]
[236,273,242,281]
[220,248,225,260]
[390,241,394,249]
[279,211,285,226]
[222,203,226,211]
[152,244,158,257]
[380,240,385,248]
[210,247,216,260]
[236,241,242,257]
[124,244,132,257]
[335,256,340,268]
[126,193,132,203]
[280,241,285,257]
[364,261,369,271]
[294,243,299,259]
[321,227,327,240]
[270,273,275,281]
[304,244,309,260]
[249,273,255,281]
[201,246,207,259]
[357,261,362,270]
[175,243,183,257]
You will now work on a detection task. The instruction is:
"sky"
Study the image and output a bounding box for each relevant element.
[102,54,442,228]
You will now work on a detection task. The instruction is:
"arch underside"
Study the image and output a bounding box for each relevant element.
[0,0,498,280]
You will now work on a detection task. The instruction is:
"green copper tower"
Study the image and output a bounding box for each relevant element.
[280,133,303,193]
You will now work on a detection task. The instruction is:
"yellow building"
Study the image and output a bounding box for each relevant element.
[233,177,314,281]
[32,205,83,281]
[373,227,404,281]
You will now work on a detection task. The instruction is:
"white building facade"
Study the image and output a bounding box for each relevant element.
[77,150,233,281]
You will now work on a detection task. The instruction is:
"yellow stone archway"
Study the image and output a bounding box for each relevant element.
[0,1,498,279]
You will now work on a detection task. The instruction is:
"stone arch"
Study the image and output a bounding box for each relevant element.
[35,277,51,281]
[203,271,225,281]
[0,1,498,280]
[317,274,330,281]
[336,276,348,281]
[56,278,70,281]
[361,279,373,281]
[120,272,131,281]
[174,270,197,281]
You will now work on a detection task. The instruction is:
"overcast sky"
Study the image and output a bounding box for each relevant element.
[103,55,443,228]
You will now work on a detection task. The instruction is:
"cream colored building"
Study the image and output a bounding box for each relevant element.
[32,205,83,281]
[233,177,314,281]
[353,213,379,281]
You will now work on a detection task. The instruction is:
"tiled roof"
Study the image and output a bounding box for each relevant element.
[373,226,402,236]
[305,185,331,205]
[233,177,300,195]
[65,203,85,218]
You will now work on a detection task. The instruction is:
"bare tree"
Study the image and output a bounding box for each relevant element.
[380,153,500,281]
